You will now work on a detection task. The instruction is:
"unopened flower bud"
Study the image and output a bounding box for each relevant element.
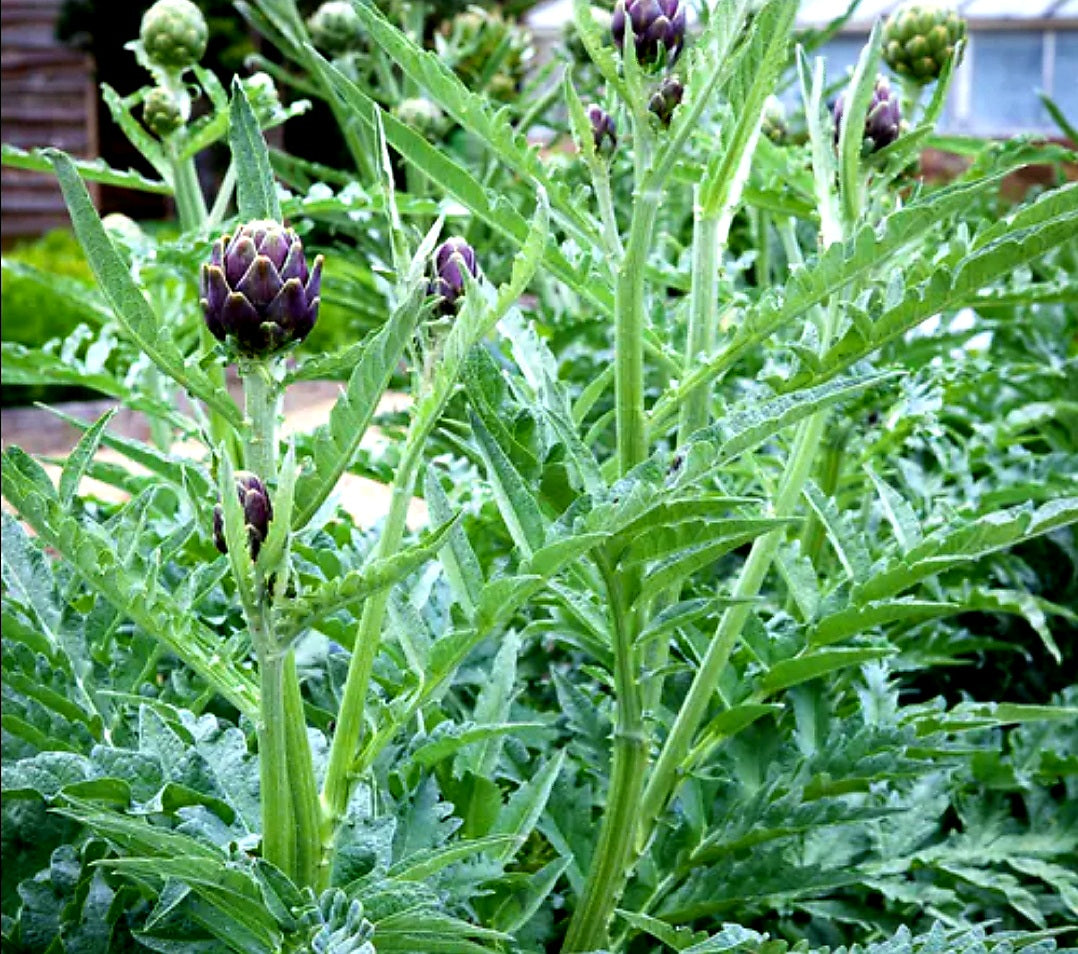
[833,75,903,154]
[213,471,273,561]
[139,0,207,71]
[143,86,184,137]
[586,104,617,155]
[200,221,323,357]
[648,75,683,127]
[242,72,280,121]
[761,95,788,144]
[429,237,478,317]
[612,0,686,67]
[308,0,364,57]
[395,97,447,138]
[883,3,966,85]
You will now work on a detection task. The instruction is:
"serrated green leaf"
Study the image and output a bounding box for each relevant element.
[229,77,281,222]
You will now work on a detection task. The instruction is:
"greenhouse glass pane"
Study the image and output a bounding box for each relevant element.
[1055,32,1078,119]
[968,32,1047,133]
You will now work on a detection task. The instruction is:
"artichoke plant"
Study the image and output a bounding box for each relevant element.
[138,0,207,71]
[587,104,618,155]
[213,472,273,561]
[883,3,966,85]
[833,75,903,155]
[200,221,323,357]
[307,0,364,57]
[649,75,684,127]
[612,0,687,67]
[142,86,184,137]
[429,238,478,316]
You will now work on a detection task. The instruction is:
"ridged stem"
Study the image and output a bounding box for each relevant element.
[282,650,321,888]
[677,194,721,445]
[615,193,661,476]
[637,405,831,842]
[242,364,320,888]
[255,640,295,877]
[561,556,645,952]
[169,147,208,233]
[638,189,846,848]
[319,436,423,888]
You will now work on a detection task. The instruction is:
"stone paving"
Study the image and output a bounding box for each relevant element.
[1,383,427,529]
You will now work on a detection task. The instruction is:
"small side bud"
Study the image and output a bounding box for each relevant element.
[395,97,447,138]
[429,238,478,317]
[833,75,903,155]
[307,1,364,57]
[761,95,788,145]
[586,104,618,155]
[648,75,684,127]
[142,86,184,137]
[214,471,273,561]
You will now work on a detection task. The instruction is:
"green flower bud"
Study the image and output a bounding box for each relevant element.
[139,0,208,71]
[142,86,184,136]
[444,7,532,103]
[761,95,788,144]
[882,3,966,85]
[101,214,145,245]
[242,72,280,121]
[307,0,364,57]
[394,97,447,138]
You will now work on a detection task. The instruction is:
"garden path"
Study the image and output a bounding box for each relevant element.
[0,382,427,529]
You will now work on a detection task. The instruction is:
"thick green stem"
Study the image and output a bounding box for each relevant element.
[282,650,321,888]
[637,405,830,845]
[800,425,850,571]
[594,163,625,261]
[636,165,846,846]
[677,197,721,445]
[562,557,646,952]
[319,438,423,887]
[615,195,661,476]
[169,149,208,233]
[242,365,320,888]
[256,644,295,876]
[243,366,279,477]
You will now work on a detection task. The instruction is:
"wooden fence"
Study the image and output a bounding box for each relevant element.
[1,0,97,244]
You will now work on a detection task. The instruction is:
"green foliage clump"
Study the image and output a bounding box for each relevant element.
[2,1,1076,952]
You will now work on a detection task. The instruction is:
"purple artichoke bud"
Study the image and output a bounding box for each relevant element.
[200,221,323,357]
[612,0,686,67]
[429,237,478,316]
[648,74,684,127]
[833,75,903,155]
[213,471,273,561]
[586,104,617,155]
